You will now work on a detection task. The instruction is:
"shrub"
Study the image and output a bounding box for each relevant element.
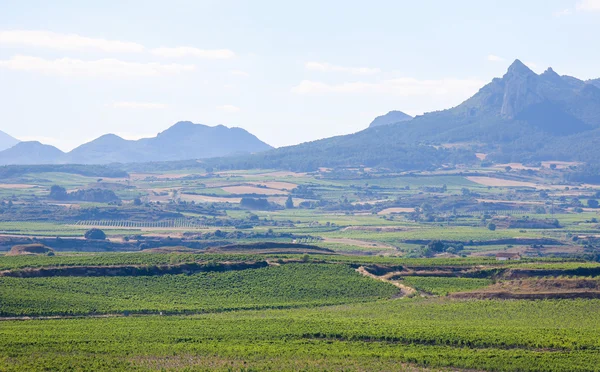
[84,228,106,240]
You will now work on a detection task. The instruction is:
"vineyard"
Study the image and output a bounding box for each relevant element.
[1,164,600,371]
[2,299,600,371]
[399,276,494,296]
[0,264,398,316]
[75,219,206,229]
[0,251,586,271]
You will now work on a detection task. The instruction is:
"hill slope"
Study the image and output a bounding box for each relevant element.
[0,130,19,152]
[208,60,600,170]
[369,111,413,127]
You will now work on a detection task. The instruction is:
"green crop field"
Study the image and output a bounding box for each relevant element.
[2,299,600,371]
[0,263,398,316]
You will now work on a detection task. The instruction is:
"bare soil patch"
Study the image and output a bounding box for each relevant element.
[0,183,38,189]
[451,278,600,300]
[6,244,54,256]
[323,237,397,250]
[356,266,416,297]
[179,194,242,203]
[378,207,415,215]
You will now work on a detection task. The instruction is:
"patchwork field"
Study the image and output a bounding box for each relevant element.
[1,164,600,371]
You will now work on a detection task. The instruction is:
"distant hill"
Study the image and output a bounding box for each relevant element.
[369,111,413,127]
[0,130,19,151]
[207,60,600,171]
[0,141,65,165]
[0,122,272,165]
[589,78,600,89]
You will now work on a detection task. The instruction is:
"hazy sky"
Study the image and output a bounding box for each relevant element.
[1,0,599,151]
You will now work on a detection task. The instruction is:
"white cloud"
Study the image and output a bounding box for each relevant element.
[577,0,600,11]
[0,55,195,77]
[216,104,240,112]
[487,54,505,62]
[152,47,235,59]
[112,101,167,109]
[291,77,484,97]
[230,69,249,77]
[305,61,380,75]
[553,8,573,16]
[0,30,144,53]
[0,30,237,60]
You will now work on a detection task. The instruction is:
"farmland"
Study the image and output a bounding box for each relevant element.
[0,263,397,316]
[2,295,600,371]
[2,163,600,371]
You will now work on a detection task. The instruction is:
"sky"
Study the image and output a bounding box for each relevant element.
[1,0,599,151]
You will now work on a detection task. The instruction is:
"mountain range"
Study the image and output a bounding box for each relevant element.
[0,122,272,165]
[205,59,600,171]
[2,59,600,170]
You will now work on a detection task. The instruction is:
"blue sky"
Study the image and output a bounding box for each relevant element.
[0,0,599,151]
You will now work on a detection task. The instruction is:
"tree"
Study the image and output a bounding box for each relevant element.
[285,196,294,209]
[550,164,557,170]
[133,197,142,206]
[49,185,68,200]
[505,166,512,172]
[587,199,599,208]
[487,222,497,231]
[84,228,106,240]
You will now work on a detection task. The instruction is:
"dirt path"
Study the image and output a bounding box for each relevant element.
[356,266,416,297]
[323,237,397,251]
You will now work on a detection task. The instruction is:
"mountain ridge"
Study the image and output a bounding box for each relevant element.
[204,60,600,171]
[2,60,600,169]
[0,122,272,165]
[0,130,20,152]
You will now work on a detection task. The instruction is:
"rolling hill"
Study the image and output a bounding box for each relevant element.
[0,122,272,165]
[0,141,65,165]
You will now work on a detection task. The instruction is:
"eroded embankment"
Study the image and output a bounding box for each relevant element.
[450,291,600,300]
[0,261,268,278]
[450,277,600,299]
